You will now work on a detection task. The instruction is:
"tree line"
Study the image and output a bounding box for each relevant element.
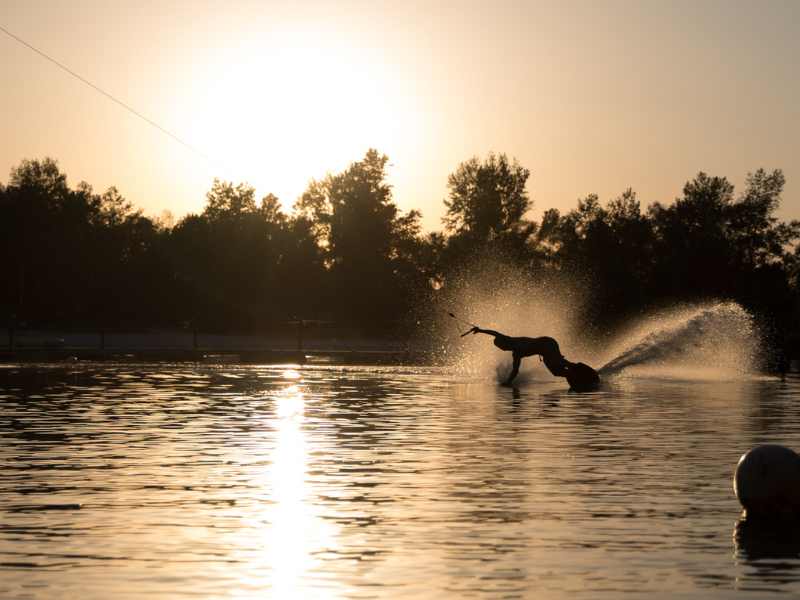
[2,150,799,352]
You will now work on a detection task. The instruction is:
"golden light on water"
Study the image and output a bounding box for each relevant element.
[261,383,340,598]
[280,369,302,381]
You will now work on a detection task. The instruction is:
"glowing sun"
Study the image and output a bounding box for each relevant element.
[176,28,417,208]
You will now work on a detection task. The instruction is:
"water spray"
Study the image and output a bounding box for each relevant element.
[448,312,479,337]
[597,302,761,378]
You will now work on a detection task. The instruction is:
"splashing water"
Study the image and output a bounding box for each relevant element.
[433,258,589,383]
[432,255,763,384]
[598,302,762,380]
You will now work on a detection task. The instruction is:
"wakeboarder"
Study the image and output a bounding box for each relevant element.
[463,325,600,391]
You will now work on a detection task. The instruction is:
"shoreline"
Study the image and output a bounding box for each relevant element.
[0,329,433,365]
[0,347,432,365]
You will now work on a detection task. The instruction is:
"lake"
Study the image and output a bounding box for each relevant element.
[1,363,800,599]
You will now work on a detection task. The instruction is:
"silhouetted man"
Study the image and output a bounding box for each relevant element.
[465,326,599,391]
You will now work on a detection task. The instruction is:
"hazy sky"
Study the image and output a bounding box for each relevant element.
[2,0,798,230]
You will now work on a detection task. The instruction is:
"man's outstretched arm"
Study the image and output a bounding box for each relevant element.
[468,326,504,337]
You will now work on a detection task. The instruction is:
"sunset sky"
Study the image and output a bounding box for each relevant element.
[1,0,798,230]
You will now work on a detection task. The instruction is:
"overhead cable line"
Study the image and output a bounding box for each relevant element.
[0,23,211,163]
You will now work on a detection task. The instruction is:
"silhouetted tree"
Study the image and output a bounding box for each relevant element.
[167,179,328,329]
[203,179,259,220]
[3,153,800,359]
[444,153,532,238]
[537,190,656,328]
[648,172,737,299]
[295,149,428,326]
[729,169,797,270]
[441,153,536,273]
[0,158,171,327]
[647,170,798,312]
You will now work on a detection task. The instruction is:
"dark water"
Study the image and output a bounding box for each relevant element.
[1,364,800,599]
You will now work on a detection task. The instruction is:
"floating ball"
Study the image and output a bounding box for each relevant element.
[733,445,800,519]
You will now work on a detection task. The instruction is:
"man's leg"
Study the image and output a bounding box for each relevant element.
[542,353,570,377]
[504,355,522,385]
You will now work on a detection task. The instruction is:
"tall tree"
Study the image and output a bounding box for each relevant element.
[443,153,533,238]
[295,149,426,326]
[539,190,656,326]
[442,153,536,270]
[0,158,171,326]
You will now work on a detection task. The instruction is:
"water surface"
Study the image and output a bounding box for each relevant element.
[1,364,800,598]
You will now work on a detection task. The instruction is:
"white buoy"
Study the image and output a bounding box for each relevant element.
[734,445,800,519]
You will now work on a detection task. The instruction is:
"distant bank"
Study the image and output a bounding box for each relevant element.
[0,329,429,365]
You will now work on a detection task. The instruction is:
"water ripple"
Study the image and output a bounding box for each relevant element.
[1,365,799,598]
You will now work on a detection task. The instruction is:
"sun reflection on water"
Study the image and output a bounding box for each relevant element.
[280,368,302,381]
[261,384,340,598]
[6,367,800,597]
